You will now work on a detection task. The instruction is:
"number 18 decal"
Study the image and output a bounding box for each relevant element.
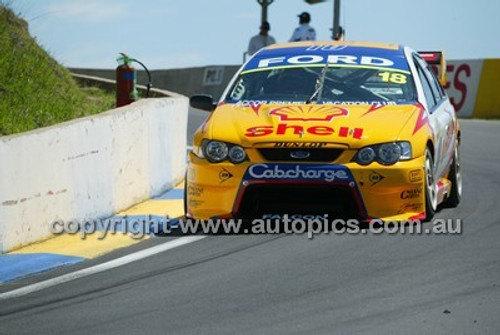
[378,72,407,84]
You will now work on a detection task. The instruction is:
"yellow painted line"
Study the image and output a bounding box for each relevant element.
[473,59,500,118]
[8,184,185,260]
[11,233,147,259]
[118,199,184,218]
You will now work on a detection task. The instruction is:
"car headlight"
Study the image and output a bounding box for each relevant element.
[204,141,228,163]
[378,143,402,165]
[356,147,376,165]
[201,140,247,164]
[397,142,412,160]
[228,146,246,163]
[354,141,412,165]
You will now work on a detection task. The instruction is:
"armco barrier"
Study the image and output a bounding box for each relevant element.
[0,96,188,253]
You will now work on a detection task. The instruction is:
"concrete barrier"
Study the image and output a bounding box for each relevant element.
[0,96,188,253]
[71,73,185,99]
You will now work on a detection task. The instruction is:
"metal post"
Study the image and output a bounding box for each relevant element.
[257,0,274,24]
[262,0,268,23]
[333,0,340,40]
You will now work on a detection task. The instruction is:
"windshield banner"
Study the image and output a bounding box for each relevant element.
[244,46,410,73]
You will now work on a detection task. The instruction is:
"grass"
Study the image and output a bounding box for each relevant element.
[0,4,115,136]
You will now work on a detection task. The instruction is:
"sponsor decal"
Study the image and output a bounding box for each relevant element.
[244,105,363,139]
[245,124,363,139]
[234,100,306,107]
[243,45,410,74]
[246,163,352,182]
[256,55,395,69]
[268,105,348,122]
[234,100,397,107]
[369,171,385,186]
[273,142,327,148]
[188,199,204,209]
[398,202,424,214]
[400,188,423,199]
[219,168,233,183]
[188,185,204,197]
[305,45,349,52]
[409,169,423,183]
[323,101,397,106]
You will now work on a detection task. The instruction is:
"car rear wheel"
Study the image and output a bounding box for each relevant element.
[424,150,437,221]
[444,141,462,207]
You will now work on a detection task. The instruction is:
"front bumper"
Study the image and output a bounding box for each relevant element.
[186,151,426,222]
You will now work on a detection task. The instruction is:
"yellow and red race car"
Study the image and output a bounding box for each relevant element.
[186,41,461,222]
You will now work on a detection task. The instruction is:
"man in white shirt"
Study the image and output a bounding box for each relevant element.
[289,12,316,42]
[248,21,276,56]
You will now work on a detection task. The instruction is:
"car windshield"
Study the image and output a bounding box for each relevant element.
[224,65,417,105]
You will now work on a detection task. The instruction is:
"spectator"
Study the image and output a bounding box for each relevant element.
[289,12,316,42]
[248,21,276,56]
[333,25,345,41]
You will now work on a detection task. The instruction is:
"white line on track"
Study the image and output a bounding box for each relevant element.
[0,236,205,300]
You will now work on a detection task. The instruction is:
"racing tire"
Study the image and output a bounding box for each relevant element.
[424,149,438,221]
[443,141,462,207]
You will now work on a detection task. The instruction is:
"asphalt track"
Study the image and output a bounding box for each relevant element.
[0,113,499,335]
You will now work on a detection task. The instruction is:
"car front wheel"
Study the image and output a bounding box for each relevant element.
[424,149,438,221]
[444,141,462,207]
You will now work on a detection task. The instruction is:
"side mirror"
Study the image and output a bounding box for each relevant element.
[190,94,216,112]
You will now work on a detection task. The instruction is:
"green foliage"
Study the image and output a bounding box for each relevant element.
[0,5,114,136]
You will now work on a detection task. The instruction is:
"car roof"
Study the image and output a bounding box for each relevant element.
[263,41,404,52]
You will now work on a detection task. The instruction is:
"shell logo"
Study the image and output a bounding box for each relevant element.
[268,105,349,122]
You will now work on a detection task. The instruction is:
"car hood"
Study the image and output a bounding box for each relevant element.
[201,103,419,148]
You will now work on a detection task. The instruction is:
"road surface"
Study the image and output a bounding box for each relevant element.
[0,115,499,335]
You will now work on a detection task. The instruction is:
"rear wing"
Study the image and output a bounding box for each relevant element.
[418,51,447,86]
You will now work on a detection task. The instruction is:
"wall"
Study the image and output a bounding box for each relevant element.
[471,59,500,118]
[70,65,240,102]
[0,96,188,253]
[443,60,483,118]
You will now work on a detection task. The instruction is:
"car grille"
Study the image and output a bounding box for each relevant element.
[258,148,343,162]
[235,184,361,220]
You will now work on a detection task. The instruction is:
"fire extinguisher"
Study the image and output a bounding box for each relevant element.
[116,53,152,107]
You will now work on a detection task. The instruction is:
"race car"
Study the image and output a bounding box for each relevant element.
[186,41,461,222]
